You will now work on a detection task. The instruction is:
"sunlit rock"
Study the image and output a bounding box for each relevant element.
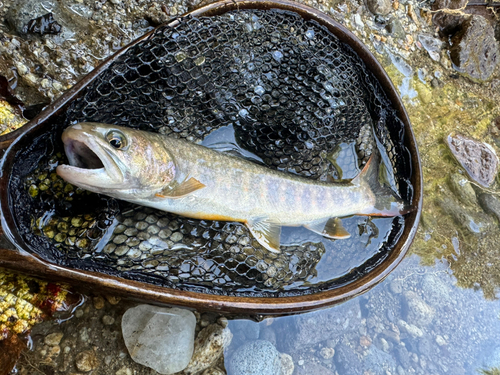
[121,305,196,375]
[228,340,281,375]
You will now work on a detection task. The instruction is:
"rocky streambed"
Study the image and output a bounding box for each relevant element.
[1,0,500,374]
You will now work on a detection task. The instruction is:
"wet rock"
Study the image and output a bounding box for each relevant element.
[365,346,397,374]
[202,368,226,375]
[403,291,435,327]
[102,315,115,325]
[336,342,396,375]
[230,319,260,341]
[121,305,196,375]
[295,362,334,375]
[448,173,477,206]
[228,340,281,375]
[418,34,443,61]
[260,326,277,346]
[432,0,470,37]
[116,367,132,375]
[478,194,500,222]
[446,133,499,188]
[398,319,424,338]
[184,322,233,374]
[75,350,98,372]
[421,273,454,307]
[44,332,64,346]
[435,335,447,346]
[365,0,392,16]
[279,299,361,352]
[438,197,485,234]
[449,16,499,81]
[93,296,105,310]
[319,347,335,359]
[22,13,62,35]
[334,343,363,375]
[386,18,406,39]
[395,346,411,369]
[280,353,294,375]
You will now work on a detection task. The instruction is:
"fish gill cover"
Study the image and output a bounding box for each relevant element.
[8,9,412,297]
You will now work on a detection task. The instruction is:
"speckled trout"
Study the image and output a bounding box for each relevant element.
[57,123,407,253]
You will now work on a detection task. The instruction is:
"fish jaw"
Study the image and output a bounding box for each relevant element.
[56,126,124,192]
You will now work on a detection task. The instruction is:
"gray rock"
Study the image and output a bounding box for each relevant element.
[418,34,443,61]
[438,197,484,234]
[403,291,435,327]
[279,353,294,375]
[479,193,500,222]
[334,343,363,375]
[448,173,477,206]
[386,18,406,39]
[295,362,335,375]
[228,340,281,375]
[365,0,392,16]
[279,299,361,352]
[446,133,499,187]
[336,343,396,375]
[121,305,196,375]
[449,16,499,82]
[421,273,454,307]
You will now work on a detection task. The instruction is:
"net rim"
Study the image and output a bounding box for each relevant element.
[0,0,422,315]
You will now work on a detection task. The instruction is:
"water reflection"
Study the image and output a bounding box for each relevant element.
[224,254,500,375]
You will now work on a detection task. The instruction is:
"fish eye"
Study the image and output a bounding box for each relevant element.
[106,130,128,150]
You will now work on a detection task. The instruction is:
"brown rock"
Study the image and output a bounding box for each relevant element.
[183,323,232,375]
[75,350,98,372]
[449,16,499,81]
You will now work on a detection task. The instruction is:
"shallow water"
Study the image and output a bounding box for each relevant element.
[2,0,500,374]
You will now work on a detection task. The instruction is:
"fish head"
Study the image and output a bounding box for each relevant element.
[56,123,176,199]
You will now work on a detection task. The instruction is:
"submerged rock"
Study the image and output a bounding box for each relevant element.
[121,305,196,375]
[478,194,500,222]
[446,132,499,188]
[228,340,281,375]
[448,173,477,206]
[449,16,499,81]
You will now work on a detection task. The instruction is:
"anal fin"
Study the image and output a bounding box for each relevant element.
[156,177,205,199]
[246,218,282,253]
[304,218,350,239]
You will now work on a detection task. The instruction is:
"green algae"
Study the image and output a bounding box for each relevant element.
[383,59,500,299]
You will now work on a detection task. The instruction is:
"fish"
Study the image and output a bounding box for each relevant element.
[56,122,407,253]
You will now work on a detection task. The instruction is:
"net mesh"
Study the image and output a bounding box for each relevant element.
[9,9,413,297]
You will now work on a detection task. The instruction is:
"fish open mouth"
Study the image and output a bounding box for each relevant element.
[56,126,124,189]
[64,139,105,170]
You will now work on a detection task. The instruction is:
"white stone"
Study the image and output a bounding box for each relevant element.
[122,305,196,375]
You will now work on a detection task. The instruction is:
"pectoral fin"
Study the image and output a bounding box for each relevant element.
[246,218,282,253]
[304,218,350,239]
[156,177,205,199]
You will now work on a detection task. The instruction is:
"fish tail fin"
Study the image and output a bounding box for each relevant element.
[352,151,411,217]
